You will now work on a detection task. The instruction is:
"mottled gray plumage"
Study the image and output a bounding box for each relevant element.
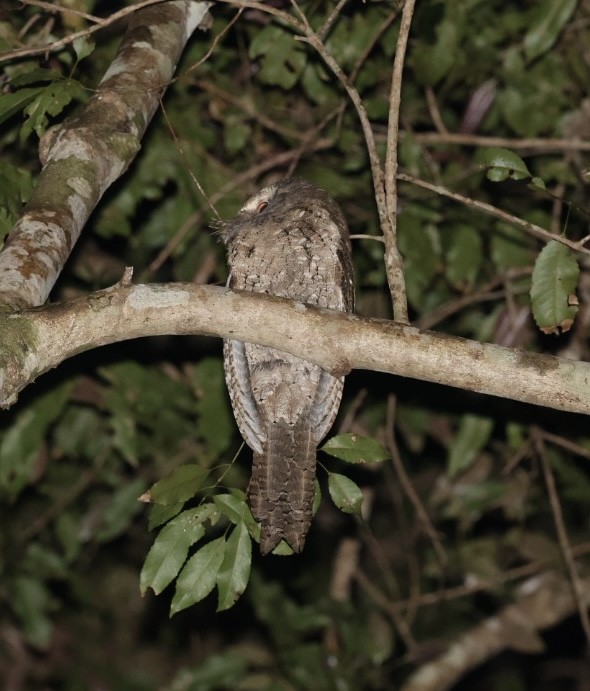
[221,178,354,554]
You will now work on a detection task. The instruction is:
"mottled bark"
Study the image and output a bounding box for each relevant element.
[0,1,211,309]
[1,283,589,415]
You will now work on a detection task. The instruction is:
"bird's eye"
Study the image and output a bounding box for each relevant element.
[256,201,268,213]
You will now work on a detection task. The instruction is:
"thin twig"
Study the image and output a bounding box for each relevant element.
[415,267,532,331]
[158,97,221,222]
[291,3,407,321]
[1,0,169,61]
[349,6,401,84]
[425,86,449,134]
[217,0,303,30]
[317,0,349,41]
[354,567,418,653]
[350,234,385,243]
[381,0,416,324]
[386,395,447,566]
[20,0,101,23]
[366,540,590,616]
[196,80,308,142]
[398,171,590,256]
[534,428,590,649]
[409,130,590,153]
[541,429,590,461]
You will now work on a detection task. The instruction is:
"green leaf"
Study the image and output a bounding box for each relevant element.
[411,17,459,86]
[189,358,234,456]
[249,26,306,89]
[148,465,209,505]
[321,434,389,464]
[0,161,34,240]
[171,536,226,615]
[147,502,185,531]
[141,505,218,595]
[448,414,494,476]
[73,36,95,62]
[524,0,577,61]
[97,477,146,542]
[9,68,62,88]
[398,213,441,309]
[213,492,260,539]
[0,87,45,127]
[327,472,364,515]
[477,147,532,182]
[530,240,579,334]
[216,521,252,611]
[445,224,482,290]
[0,381,73,500]
[11,576,53,649]
[491,221,534,271]
[20,79,85,141]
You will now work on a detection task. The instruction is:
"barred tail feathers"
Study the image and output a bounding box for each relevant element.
[248,418,317,555]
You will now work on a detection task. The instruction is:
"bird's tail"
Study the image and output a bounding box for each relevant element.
[248,418,316,555]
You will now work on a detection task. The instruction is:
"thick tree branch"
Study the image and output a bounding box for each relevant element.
[1,283,589,414]
[0,1,211,310]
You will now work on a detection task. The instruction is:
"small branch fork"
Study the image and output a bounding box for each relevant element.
[289,0,412,322]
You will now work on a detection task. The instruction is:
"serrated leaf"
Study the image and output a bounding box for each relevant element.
[216,522,252,611]
[148,465,209,505]
[321,434,389,464]
[524,0,577,61]
[530,240,579,334]
[448,414,494,476]
[327,472,364,515]
[170,536,226,615]
[478,147,532,182]
[141,504,219,595]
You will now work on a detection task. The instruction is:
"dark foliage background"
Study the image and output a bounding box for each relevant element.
[2,1,590,689]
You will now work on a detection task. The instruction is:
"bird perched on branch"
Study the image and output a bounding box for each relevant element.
[221,178,354,554]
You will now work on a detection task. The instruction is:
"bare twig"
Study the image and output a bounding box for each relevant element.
[415,268,532,331]
[386,395,447,566]
[317,0,349,41]
[354,567,418,652]
[382,0,417,324]
[535,428,590,648]
[1,0,172,61]
[409,130,590,153]
[291,4,408,322]
[425,86,449,135]
[398,172,590,256]
[20,0,101,23]
[216,0,303,30]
